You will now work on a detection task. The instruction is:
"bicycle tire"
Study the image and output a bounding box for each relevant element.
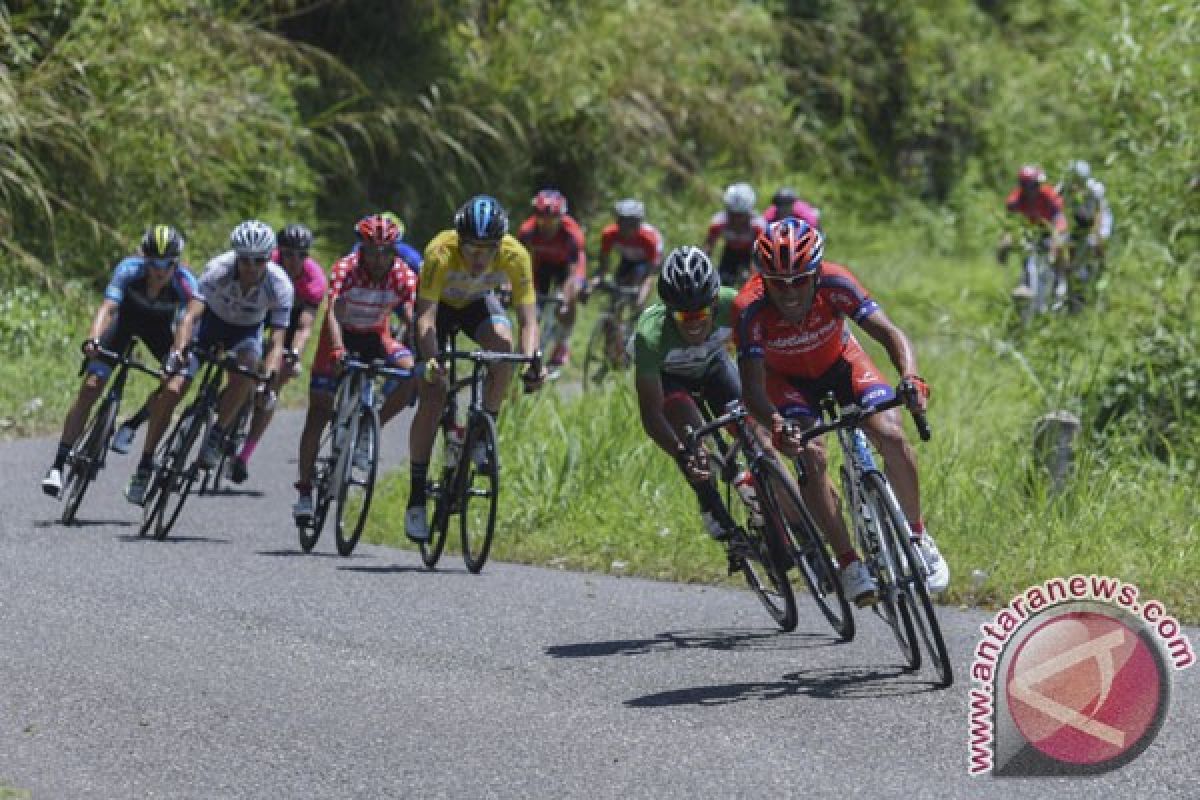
[759,458,854,641]
[419,424,454,569]
[848,467,920,670]
[866,472,953,687]
[334,406,379,557]
[460,411,499,573]
[139,408,187,537]
[581,316,611,390]
[298,426,335,553]
[204,402,251,495]
[737,461,799,632]
[60,396,118,525]
[154,408,205,540]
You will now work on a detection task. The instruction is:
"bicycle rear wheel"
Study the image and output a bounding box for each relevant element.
[298,427,335,553]
[582,316,613,390]
[848,468,919,670]
[732,463,798,632]
[758,458,854,641]
[460,411,499,573]
[61,397,118,525]
[204,402,251,495]
[420,423,456,569]
[866,472,953,687]
[151,408,205,540]
[334,406,379,557]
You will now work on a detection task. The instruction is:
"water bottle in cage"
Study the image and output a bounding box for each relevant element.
[444,421,465,465]
[734,470,763,526]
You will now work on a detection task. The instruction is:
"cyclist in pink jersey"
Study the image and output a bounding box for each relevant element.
[762,187,821,229]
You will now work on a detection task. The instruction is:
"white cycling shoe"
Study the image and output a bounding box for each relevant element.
[913,532,950,594]
[841,561,878,608]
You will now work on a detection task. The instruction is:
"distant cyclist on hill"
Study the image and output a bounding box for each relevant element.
[997,164,1069,302]
[762,186,821,230]
[41,225,198,506]
[1056,160,1113,270]
[590,198,663,311]
[703,182,766,287]
[516,189,587,372]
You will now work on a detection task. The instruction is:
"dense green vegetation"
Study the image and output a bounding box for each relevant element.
[2,1,1196,612]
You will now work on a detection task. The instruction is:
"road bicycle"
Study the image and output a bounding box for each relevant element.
[1011,228,1063,326]
[797,391,952,687]
[139,347,269,540]
[59,343,160,524]
[418,342,540,573]
[536,289,567,380]
[687,400,842,635]
[581,279,640,390]
[296,355,410,556]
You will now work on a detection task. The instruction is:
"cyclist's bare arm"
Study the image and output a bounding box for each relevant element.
[515,300,539,358]
[635,373,683,454]
[738,356,785,438]
[413,297,439,363]
[324,299,348,355]
[262,326,287,383]
[857,311,919,382]
[292,307,318,357]
[171,298,206,355]
[86,299,119,345]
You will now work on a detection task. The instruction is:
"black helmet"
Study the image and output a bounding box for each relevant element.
[772,187,798,209]
[140,224,184,260]
[454,195,509,243]
[277,223,314,251]
[658,246,720,312]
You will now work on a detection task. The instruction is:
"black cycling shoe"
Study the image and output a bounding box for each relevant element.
[229,457,249,484]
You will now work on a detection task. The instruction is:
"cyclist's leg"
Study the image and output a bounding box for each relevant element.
[297,330,340,489]
[407,309,456,522]
[661,375,733,537]
[468,295,515,415]
[50,320,131,480]
[138,323,187,466]
[768,368,859,564]
[376,330,415,427]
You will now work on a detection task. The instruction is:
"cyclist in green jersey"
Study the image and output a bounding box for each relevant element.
[632,246,742,540]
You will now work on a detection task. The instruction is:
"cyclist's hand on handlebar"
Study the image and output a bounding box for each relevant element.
[771,417,805,458]
[674,442,711,483]
[81,338,101,359]
[163,349,187,376]
[899,374,930,412]
[521,358,547,393]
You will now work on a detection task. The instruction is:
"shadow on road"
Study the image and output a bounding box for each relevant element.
[116,534,232,544]
[255,549,354,559]
[337,564,458,575]
[34,518,134,529]
[197,488,265,499]
[545,628,843,659]
[626,665,937,707]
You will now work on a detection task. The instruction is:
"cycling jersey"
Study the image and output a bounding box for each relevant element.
[634,287,736,381]
[195,251,293,329]
[1057,179,1113,237]
[516,215,587,283]
[704,211,767,255]
[327,252,417,334]
[271,249,328,341]
[763,200,821,229]
[599,222,664,267]
[1005,185,1067,232]
[419,230,535,309]
[105,257,199,325]
[733,265,879,379]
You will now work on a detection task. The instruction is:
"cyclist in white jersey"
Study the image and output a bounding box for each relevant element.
[167,220,293,469]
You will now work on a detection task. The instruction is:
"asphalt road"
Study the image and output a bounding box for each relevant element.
[1,410,1196,798]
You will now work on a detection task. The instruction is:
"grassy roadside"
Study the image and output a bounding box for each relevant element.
[364,226,1199,622]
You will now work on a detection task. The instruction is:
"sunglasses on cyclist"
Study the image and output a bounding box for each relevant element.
[764,273,814,289]
[146,257,178,270]
[672,307,713,324]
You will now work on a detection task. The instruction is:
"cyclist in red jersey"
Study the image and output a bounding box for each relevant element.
[292,215,417,523]
[997,164,1068,262]
[703,182,767,287]
[516,188,586,370]
[590,198,663,310]
[733,220,950,604]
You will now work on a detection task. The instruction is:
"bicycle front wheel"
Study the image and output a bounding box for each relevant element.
[152,408,205,540]
[460,411,499,573]
[61,396,118,525]
[759,458,854,641]
[849,468,920,671]
[866,472,953,687]
[334,406,379,557]
[298,426,336,553]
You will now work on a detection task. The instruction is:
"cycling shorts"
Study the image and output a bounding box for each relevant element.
[661,350,741,419]
[310,326,411,395]
[765,336,894,419]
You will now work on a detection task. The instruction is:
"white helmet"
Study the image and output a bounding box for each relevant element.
[1067,160,1091,184]
[230,219,276,259]
[723,182,756,214]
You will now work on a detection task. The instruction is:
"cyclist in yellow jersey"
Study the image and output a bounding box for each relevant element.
[405,195,546,542]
